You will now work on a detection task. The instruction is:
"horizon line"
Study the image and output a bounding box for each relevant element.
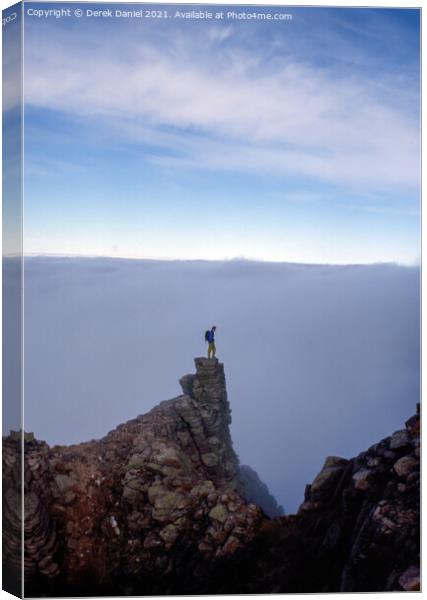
[14,252,419,268]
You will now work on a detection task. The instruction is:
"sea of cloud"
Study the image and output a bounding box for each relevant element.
[19,257,419,511]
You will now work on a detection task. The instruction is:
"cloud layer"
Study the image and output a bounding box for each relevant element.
[24,14,420,191]
[20,258,420,511]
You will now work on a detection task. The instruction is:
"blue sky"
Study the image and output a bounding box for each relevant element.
[22,3,420,263]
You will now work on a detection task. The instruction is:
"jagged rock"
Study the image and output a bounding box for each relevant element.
[159,524,179,544]
[222,535,241,555]
[393,456,418,478]
[54,474,76,493]
[240,465,284,517]
[389,429,410,450]
[209,409,419,594]
[209,504,228,523]
[4,358,265,596]
[405,413,420,437]
[352,468,371,490]
[398,565,420,591]
[366,456,379,467]
[228,409,420,594]
[309,456,348,501]
[202,452,219,467]
[152,492,186,521]
[2,359,419,596]
[190,480,215,497]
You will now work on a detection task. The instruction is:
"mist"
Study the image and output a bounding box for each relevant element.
[21,257,419,512]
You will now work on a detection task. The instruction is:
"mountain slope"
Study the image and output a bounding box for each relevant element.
[2,359,420,595]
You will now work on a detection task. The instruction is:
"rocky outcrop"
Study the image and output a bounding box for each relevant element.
[240,465,284,517]
[297,407,420,592]
[208,406,420,594]
[2,359,420,596]
[2,441,22,597]
[3,358,265,596]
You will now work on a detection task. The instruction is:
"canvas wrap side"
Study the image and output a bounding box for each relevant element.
[2,2,24,597]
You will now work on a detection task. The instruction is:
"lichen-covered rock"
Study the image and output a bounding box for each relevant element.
[54,474,76,493]
[2,360,419,596]
[209,503,228,523]
[309,456,348,501]
[4,358,265,596]
[152,492,186,521]
[393,455,418,478]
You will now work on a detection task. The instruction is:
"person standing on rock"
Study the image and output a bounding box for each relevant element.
[205,326,217,359]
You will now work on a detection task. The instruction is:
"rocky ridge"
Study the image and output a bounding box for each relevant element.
[3,358,265,596]
[212,405,420,594]
[2,359,420,595]
[240,465,284,517]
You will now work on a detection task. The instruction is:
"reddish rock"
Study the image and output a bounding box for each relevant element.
[398,565,420,591]
[2,361,420,596]
[393,456,418,478]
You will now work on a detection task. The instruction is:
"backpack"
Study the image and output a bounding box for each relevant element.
[204,330,210,342]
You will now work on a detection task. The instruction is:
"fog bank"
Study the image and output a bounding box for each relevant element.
[21,257,420,511]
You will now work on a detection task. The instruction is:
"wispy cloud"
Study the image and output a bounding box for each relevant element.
[24,19,419,191]
[3,15,21,113]
[206,24,234,44]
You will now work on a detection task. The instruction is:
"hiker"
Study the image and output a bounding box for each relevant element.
[205,326,217,359]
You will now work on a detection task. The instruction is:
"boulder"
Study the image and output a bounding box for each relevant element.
[309,456,348,501]
[393,456,418,478]
[389,430,410,450]
[54,474,76,493]
[209,504,228,523]
[352,469,371,491]
[202,453,219,467]
[398,565,420,591]
[152,492,186,522]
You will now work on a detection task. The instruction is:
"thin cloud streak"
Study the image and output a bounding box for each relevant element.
[24,25,419,191]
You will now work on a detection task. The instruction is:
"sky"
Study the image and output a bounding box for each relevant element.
[3,3,421,513]
[21,3,421,264]
[3,3,22,256]
[19,257,420,512]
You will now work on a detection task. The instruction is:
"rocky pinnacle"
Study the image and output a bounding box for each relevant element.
[2,360,420,596]
[3,358,264,596]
